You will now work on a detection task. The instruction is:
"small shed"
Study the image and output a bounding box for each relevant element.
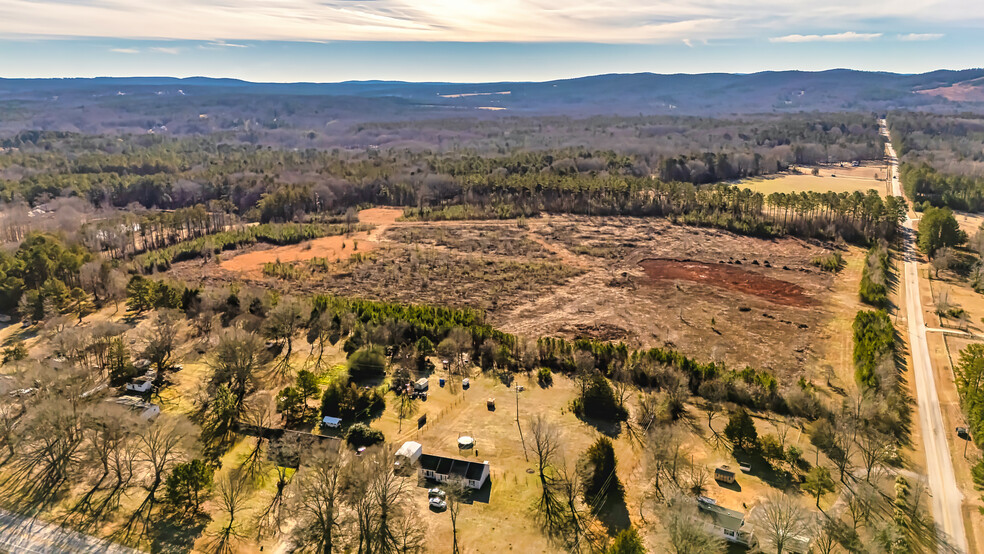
[487,398,495,410]
[322,416,342,429]
[714,467,736,484]
[414,378,429,391]
[395,441,423,464]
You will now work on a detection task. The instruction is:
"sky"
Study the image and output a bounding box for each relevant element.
[0,0,982,82]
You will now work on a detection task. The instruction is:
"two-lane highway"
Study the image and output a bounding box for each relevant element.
[881,119,968,553]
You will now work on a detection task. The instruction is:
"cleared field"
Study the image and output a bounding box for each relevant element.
[218,207,403,276]
[510,215,860,380]
[736,163,890,196]
[180,212,865,381]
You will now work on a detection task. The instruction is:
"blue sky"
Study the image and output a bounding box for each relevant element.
[0,0,981,82]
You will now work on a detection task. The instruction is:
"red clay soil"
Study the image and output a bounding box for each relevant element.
[638,258,815,307]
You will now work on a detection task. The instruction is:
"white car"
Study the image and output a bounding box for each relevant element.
[429,497,447,511]
[428,488,446,498]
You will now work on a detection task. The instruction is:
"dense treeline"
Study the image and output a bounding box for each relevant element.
[409,182,906,244]
[899,163,984,211]
[0,114,883,215]
[0,233,92,315]
[134,222,370,273]
[954,344,984,500]
[891,112,984,211]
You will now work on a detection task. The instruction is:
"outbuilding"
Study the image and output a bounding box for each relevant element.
[321,416,342,429]
[414,378,429,391]
[714,467,736,484]
[395,441,423,464]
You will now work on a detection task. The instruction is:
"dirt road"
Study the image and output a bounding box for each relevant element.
[883,118,969,553]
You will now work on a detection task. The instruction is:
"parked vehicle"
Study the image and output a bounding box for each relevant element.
[428,488,446,498]
[429,497,447,511]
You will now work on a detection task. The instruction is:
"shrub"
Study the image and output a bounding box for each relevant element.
[345,423,384,447]
[537,367,553,386]
[262,261,303,280]
[810,251,844,272]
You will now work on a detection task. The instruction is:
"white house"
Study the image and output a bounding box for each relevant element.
[126,374,155,393]
[418,453,490,490]
[111,396,160,420]
[697,498,753,546]
[321,416,342,429]
[414,378,429,391]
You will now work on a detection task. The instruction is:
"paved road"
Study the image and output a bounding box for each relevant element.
[0,508,141,554]
[882,119,969,553]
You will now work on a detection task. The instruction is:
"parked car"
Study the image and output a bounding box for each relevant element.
[428,488,446,498]
[957,427,971,440]
[429,497,447,511]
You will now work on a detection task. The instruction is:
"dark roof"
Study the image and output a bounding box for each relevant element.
[698,500,745,531]
[419,453,487,481]
[715,467,735,477]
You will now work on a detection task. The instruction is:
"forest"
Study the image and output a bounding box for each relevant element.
[890,112,984,211]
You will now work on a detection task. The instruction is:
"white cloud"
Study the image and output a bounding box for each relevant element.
[770,32,882,43]
[149,46,180,54]
[0,0,973,44]
[682,38,693,47]
[898,33,943,41]
[208,40,248,48]
[109,47,139,54]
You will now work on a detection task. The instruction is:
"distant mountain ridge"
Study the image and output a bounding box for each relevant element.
[1,69,983,136]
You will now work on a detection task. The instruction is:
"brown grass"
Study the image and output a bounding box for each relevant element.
[736,163,891,196]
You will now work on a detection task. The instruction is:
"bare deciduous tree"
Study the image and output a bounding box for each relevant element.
[291,444,347,554]
[753,492,813,554]
[210,469,253,554]
[662,492,726,554]
[528,413,564,531]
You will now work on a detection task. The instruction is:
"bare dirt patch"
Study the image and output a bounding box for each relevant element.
[639,258,815,307]
[219,234,377,276]
[218,207,403,276]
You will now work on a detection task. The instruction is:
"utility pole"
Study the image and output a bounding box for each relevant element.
[515,385,520,422]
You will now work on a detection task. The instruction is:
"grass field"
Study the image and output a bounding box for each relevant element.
[736,163,891,196]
